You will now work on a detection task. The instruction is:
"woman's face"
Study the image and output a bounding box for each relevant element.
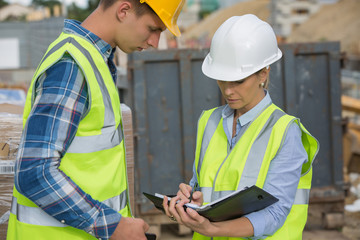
[217,70,267,116]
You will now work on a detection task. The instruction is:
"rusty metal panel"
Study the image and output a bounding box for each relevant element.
[271,42,343,191]
[128,42,343,214]
[128,49,222,213]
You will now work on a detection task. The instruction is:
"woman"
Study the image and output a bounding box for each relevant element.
[163,14,319,240]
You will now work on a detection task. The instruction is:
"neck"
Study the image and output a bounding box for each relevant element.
[81,7,116,47]
[235,89,266,118]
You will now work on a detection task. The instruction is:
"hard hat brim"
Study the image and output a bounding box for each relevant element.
[202,48,282,81]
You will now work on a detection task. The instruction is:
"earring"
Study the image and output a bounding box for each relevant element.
[260,82,265,88]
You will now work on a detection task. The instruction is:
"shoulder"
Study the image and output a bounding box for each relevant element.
[36,53,86,94]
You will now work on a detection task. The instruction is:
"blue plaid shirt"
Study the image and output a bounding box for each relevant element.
[15,19,120,239]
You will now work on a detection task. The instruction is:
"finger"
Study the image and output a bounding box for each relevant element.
[163,196,170,216]
[168,196,184,223]
[172,199,188,225]
[176,189,188,201]
[175,202,199,227]
[186,207,200,219]
[179,183,192,198]
[192,191,203,201]
[143,221,150,232]
[168,195,180,216]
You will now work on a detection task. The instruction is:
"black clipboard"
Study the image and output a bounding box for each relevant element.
[145,233,156,240]
[143,185,278,222]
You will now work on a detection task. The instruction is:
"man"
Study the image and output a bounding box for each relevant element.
[7,0,185,239]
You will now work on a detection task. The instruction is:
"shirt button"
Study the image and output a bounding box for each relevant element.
[60,220,65,224]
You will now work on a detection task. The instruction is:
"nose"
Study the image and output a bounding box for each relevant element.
[147,32,161,49]
[222,82,234,96]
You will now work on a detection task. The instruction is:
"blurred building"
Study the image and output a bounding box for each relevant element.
[269,0,338,39]
[0,3,63,22]
[0,3,31,21]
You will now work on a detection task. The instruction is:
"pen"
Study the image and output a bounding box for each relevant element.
[189,182,198,202]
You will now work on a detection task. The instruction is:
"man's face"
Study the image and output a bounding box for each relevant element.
[116,10,166,53]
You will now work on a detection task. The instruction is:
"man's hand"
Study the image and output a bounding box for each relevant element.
[110,217,149,240]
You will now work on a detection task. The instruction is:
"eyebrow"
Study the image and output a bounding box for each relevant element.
[149,24,165,32]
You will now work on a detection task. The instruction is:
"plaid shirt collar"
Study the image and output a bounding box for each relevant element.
[63,19,114,60]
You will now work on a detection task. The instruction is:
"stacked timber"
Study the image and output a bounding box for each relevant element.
[0,106,23,239]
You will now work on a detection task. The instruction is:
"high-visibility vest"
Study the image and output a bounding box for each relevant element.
[7,32,131,240]
[193,104,319,240]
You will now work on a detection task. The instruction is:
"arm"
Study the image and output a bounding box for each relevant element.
[245,122,307,238]
[15,57,148,239]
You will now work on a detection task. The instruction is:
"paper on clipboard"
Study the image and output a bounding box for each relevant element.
[143,185,278,222]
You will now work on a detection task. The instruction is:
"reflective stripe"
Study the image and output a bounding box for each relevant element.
[38,38,71,67]
[201,187,233,203]
[10,191,127,227]
[38,37,122,154]
[102,189,128,212]
[69,39,115,129]
[237,109,285,190]
[10,197,67,227]
[197,106,224,176]
[293,188,309,205]
[67,121,123,154]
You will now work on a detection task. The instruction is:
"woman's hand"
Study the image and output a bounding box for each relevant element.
[174,199,215,236]
[177,183,203,206]
[162,183,214,236]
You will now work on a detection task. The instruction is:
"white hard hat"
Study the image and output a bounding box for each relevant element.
[202,14,282,81]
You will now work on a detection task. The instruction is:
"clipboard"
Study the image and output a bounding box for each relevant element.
[143,185,278,222]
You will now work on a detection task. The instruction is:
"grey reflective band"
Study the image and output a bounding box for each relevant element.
[10,197,67,227]
[201,187,233,203]
[293,188,310,205]
[237,109,286,190]
[10,192,127,227]
[38,38,71,67]
[37,37,123,154]
[197,106,224,176]
[67,121,123,154]
[102,190,128,212]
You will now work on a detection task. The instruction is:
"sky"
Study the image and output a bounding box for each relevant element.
[6,0,88,8]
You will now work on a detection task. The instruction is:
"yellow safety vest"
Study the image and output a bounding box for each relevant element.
[7,32,131,240]
[193,104,319,240]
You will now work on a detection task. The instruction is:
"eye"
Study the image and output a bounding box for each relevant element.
[148,26,160,33]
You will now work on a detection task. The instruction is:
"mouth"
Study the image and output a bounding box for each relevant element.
[226,99,238,103]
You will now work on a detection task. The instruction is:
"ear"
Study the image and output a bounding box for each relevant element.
[259,67,270,81]
[116,1,132,22]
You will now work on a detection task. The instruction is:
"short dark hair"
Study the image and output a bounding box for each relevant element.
[99,0,155,16]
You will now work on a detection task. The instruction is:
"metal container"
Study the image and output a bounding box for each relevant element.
[128,42,343,216]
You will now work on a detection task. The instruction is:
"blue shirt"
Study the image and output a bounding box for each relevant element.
[15,19,120,239]
[190,91,308,239]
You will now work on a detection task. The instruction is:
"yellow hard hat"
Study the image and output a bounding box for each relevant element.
[140,0,185,36]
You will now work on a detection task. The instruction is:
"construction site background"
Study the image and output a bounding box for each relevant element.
[1,0,360,239]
